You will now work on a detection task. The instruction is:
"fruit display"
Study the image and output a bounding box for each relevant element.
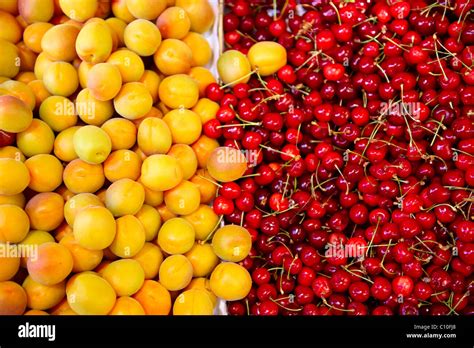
[0,0,473,318]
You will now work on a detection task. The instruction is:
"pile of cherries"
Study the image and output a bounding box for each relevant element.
[206,0,474,315]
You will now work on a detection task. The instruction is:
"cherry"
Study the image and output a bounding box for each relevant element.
[213,196,234,215]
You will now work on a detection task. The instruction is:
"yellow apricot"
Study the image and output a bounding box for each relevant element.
[192,98,219,124]
[0,251,20,281]
[39,96,77,132]
[139,70,160,103]
[190,169,218,204]
[111,0,135,23]
[156,6,190,39]
[18,230,55,267]
[175,0,214,33]
[25,154,64,192]
[140,154,183,192]
[0,10,22,43]
[59,234,103,272]
[23,22,53,53]
[135,204,161,242]
[157,218,195,255]
[185,277,217,306]
[105,17,126,45]
[75,88,114,126]
[18,0,54,24]
[107,48,145,82]
[217,50,252,87]
[0,145,24,161]
[109,296,145,315]
[42,61,79,97]
[105,178,145,217]
[17,119,55,157]
[184,204,219,240]
[189,66,216,96]
[164,180,200,215]
[66,272,116,315]
[41,24,79,61]
[137,117,172,155]
[158,74,199,109]
[27,242,73,286]
[101,118,137,150]
[209,262,252,301]
[0,158,30,195]
[73,206,116,250]
[0,193,25,208]
[212,225,252,262]
[159,254,193,291]
[15,72,36,84]
[33,52,53,80]
[54,126,80,162]
[183,32,212,67]
[0,281,27,315]
[109,214,146,258]
[75,20,113,64]
[124,19,161,56]
[22,276,65,310]
[27,80,51,109]
[87,63,122,101]
[0,39,20,78]
[173,288,214,315]
[104,149,141,182]
[0,0,18,15]
[154,39,192,75]
[0,79,36,110]
[163,108,202,145]
[63,159,105,194]
[133,280,170,315]
[114,82,153,120]
[131,242,163,279]
[0,204,29,243]
[207,146,248,183]
[191,135,219,168]
[25,192,64,231]
[140,179,163,206]
[64,192,103,226]
[102,259,144,296]
[168,144,197,180]
[248,41,287,76]
[59,0,98,22]
[0,95,32,133]
[125,0,166,20]
[156,204,176,222]
[185,243,219,277]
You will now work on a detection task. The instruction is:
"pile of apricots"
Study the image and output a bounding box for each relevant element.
[0,0,253,315]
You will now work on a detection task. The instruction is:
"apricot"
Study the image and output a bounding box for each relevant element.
[154,39,192,75]
[25,309,49,315]
[0,79,36,110]
[27,80,51,108]
[173,288,214,315]
[64,158,105,193]
[185,243,219,278]
[168,144,197,180]
[25,192,64,231]
[135,204,161,242]
[39,96,77,132]
[0,281,27,315]
[59,234,103,272]
[19,0,54,23]
[192,98,219,124]
[50,298,77,315]
[209,262,252,301]
[192,135,219,168]
[159,254,193,291]
[23,22,53,53]
[0,40,20,78]
[125,0,166,20]
[66,272,116,315]
[132,242,163,279]
[217,50,252,87]
[59,0,98,21]
[212,225,251,262]
[111,0,134,23]
[0,10,22,43]
[0,0,18,15]
[41,24,79,62]
[0,192,25,207]
[22,276,65,310]
[15,72,36,84]
[185,277,217,307]
[184,204,219,240]
[156,7,190,39]
[0,158,29,195]
[0,95,32,133]
[103,259,144,296]
[16,42,37,72]
[139,70,160,103]
[33,52,53,80]
[137,117,172,155]
[101,118,137,150]
[132,280,171,315]
[156,204,176,222]
[184,33,212,67]
[164,180,200,215]
[207,146,248,183]
[163,108,202,145]
[73,206,116,250]
[158,74,199,109]
[53,126,79,162]
[141,181,164,207]
[0,252,20,281]
[105,178,145,217]
[77,89,114,126]
[175,0,214,33]
[109,215,145,258]
[27,242,73,286]
[72,125,111,165]
[104,150,141,182]
[124,19,161,56]
[189,67,216,96]
[107,49,144,82]
[43,61,79,97]
[109,296,145,315]
[87,63,122,101]
[76,21,113,64]
[25,154,63,192]
[140,154,183,191]
[248,41,287,76]
[106,16,126,44]
[64,192,103,226]
[157,218,195,255]
[0,205,29,244]
[17,119,54,157]
[114,82,153,120]
[190,169,218,204]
